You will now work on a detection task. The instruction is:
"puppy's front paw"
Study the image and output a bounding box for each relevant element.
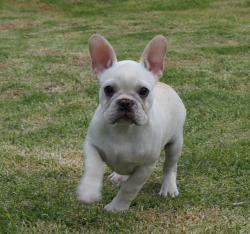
[108,172,129,184]
[159,184,179,198]
[104,197,130,212]
[77,184,101,204]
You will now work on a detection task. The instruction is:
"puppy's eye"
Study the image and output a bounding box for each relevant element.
[104,85,115,97]
[138,87,149,98]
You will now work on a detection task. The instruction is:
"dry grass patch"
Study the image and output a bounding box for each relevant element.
[134,207,250,233]
[1,144,82,168]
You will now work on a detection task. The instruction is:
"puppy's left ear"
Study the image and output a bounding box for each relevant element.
[140,35,167,78]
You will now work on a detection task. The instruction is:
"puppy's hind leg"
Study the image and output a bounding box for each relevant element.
[109,172,129,184]
[159,135,183,197]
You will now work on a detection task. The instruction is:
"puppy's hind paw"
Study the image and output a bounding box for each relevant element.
[108,172,129,184]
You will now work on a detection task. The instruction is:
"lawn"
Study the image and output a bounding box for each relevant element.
[0,0,249,233]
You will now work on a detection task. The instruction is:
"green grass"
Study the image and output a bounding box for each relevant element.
[0,0,249,233]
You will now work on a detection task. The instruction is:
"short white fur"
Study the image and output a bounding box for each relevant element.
[77,34,186,212]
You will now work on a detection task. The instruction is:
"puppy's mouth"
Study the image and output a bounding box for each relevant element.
[111,111,137,124]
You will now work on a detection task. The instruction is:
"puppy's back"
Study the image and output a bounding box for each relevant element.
[154,82,186,127]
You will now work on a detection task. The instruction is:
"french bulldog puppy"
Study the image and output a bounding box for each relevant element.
[77,34,186,212]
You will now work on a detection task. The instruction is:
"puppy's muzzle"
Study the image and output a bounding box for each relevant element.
[117,98,135,112]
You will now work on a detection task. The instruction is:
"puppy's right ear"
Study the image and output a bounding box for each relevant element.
[89,34,117,74]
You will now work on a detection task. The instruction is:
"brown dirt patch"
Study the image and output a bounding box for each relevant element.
[0,88,27,99]
[0,63,10,70]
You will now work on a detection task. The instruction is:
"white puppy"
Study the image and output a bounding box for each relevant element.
[77,34,186,212]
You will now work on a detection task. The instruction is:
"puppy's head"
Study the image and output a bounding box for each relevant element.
[89,34,167,125]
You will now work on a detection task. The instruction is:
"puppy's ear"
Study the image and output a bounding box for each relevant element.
[140,35,167,78]
[89,34,117,74]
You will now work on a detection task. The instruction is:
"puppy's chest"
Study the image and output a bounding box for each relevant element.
[95,131,160,171]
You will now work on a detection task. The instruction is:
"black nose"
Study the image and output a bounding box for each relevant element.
[117,98,135,111]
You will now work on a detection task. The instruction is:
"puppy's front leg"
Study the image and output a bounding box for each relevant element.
[77,141,104,204]
[104,165,154,212]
